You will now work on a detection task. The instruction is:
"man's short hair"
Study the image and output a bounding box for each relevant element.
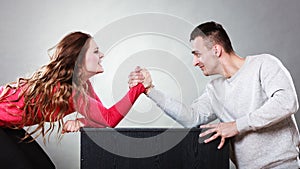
[190,21,234,54]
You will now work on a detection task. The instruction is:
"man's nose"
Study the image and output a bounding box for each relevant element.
[193,55,200,66]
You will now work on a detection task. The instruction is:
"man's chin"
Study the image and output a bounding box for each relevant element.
[202,71,209,76]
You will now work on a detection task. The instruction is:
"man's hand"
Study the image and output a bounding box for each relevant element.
[62,120,85,134]
[140,68,154,94]
[199,121,239,149]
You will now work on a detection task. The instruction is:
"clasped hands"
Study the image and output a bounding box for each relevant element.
[128,66,154,94]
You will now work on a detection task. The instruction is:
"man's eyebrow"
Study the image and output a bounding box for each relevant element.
[191,50,199,54]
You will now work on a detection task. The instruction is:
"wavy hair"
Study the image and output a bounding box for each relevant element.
[0,31,92,142]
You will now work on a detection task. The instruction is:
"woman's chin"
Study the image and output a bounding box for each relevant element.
[98,69,104,74]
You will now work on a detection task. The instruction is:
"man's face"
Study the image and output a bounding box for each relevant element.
[191,36,220,76]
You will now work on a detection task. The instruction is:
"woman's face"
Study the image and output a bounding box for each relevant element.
[84,39,104,78]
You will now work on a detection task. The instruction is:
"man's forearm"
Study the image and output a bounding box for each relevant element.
[147,88,200,127]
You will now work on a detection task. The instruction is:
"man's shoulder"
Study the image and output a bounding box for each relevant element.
[247,53,280,64]
[246,54,285,74]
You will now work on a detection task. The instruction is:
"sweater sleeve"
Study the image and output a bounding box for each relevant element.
[77,83,145,127]
[147,88,217,128]
[236,55,299,133]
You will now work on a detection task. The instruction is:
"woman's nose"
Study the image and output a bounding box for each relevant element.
[99,52,104,59]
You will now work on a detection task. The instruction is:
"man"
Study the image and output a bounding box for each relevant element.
[129,21,300,168]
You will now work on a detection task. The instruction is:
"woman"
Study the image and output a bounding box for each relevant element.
[0,32,148,169]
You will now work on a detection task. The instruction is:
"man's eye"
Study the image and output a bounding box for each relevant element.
[192,51,201,57]
[194,53,201,57]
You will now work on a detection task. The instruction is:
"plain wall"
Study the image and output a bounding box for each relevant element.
[1,0,300,169]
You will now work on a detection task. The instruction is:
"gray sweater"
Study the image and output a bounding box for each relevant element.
[148,54,300,169]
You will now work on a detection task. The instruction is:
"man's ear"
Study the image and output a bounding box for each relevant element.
[213,45,222,57]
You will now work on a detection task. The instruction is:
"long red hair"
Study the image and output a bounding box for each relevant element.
[0,31,92,142]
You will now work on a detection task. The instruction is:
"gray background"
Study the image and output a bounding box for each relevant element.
[1,0,300,169]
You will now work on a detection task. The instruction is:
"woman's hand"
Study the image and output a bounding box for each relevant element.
[128,66,145,88]
[62,120,85,134]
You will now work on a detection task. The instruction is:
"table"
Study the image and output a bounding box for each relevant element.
[81,128,229,169]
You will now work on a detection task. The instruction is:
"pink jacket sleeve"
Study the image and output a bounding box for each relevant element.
[77,83,145,127]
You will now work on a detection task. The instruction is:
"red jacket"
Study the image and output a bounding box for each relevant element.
[0,82,145,128]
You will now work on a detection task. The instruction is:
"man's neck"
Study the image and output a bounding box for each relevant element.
[220,53,245,78]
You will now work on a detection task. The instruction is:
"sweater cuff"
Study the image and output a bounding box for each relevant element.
[236,115,250,133]
[147,88,164,103]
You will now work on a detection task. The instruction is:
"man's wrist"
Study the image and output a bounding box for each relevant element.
[145,84,155,95]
